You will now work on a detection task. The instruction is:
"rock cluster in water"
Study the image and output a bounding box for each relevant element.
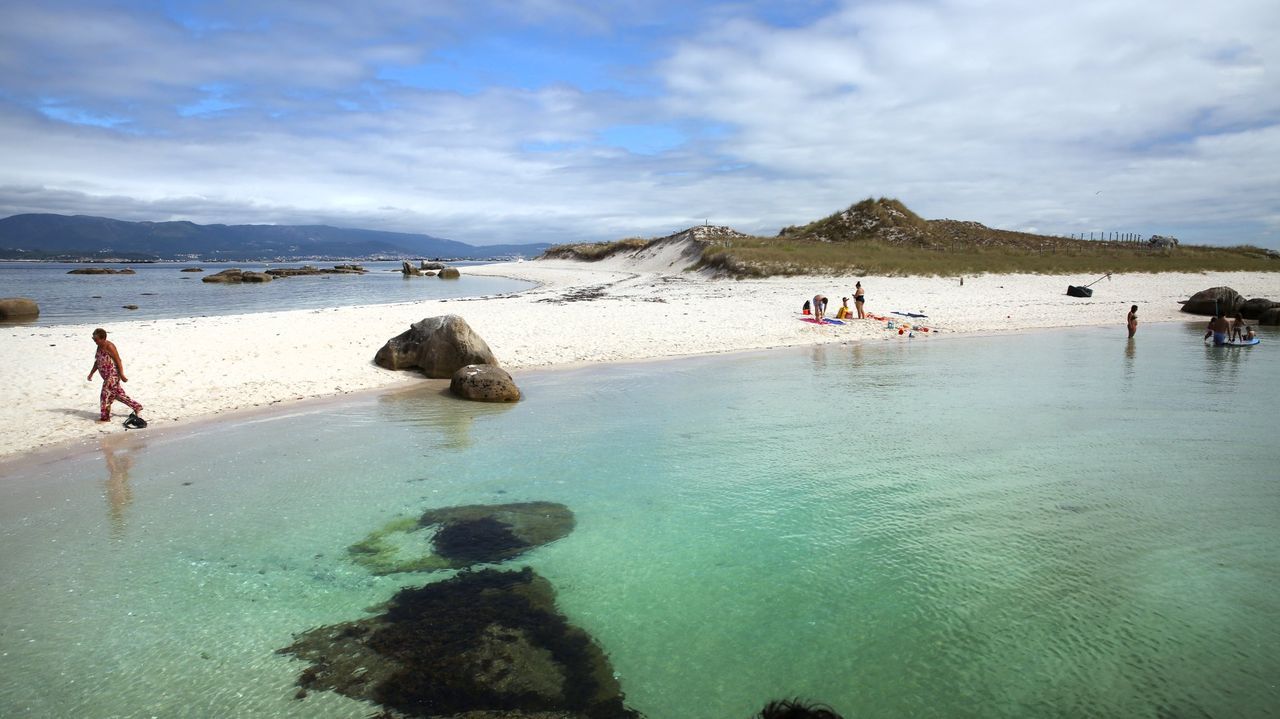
[280,567,640,718]
[401,260,455,277]
[1181,286,1280,324]
[201,268,273,283]
[66,267,136,274]
[266,264,367,277]
[349,502,574,575]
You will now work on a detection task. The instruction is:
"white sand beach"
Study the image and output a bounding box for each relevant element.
[3,246,1277,459]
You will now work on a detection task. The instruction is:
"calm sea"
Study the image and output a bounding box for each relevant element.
[0,261,533,324]
[1,322,1276,718]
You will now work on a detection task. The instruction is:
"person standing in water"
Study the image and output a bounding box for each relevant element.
[88,328,143,423]
[1204,315,1230,345]
[1126,305,1138,338]
[854,281,866,319]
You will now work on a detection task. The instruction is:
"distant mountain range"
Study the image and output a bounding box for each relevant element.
[0,214,550,261]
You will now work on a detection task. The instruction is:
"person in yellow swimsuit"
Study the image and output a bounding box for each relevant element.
[835,297,853,320]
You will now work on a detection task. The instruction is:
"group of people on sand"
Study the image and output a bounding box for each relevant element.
[1204,312,1256,345]
[805,282,866,323]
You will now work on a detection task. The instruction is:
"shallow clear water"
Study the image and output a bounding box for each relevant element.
[0,261,532,325]
[1,322,1277,718]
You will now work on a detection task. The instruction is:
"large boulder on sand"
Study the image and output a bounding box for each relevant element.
[374,314,497,378]
[438,266,461,279]
[451,364,521,402]
[1240,297,1279,319]
[0,297,39,319]
[1179,287,1243,316]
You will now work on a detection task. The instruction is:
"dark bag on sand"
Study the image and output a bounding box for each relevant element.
[123,413,148,430]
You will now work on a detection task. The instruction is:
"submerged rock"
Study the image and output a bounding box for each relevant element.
[280,567,640,718]
[349,502,575,575]
[438,267,461,279]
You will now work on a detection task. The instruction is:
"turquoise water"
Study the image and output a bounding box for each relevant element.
[0,261,533,325]
[1,322,1277,718]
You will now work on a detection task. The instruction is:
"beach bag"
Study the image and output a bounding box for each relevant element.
[123,413,148,430]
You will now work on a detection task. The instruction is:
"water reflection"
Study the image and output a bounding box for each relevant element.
[378,382,518,450]
[100,435,143,538]
[1119,337,1136,392]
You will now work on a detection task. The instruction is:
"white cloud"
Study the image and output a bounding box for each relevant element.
[0,0,1277,247]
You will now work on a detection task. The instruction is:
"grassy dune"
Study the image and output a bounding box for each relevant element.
[545,198,1278,277]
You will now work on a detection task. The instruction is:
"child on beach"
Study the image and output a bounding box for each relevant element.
[88,328,144,423]
[836,297,853,320]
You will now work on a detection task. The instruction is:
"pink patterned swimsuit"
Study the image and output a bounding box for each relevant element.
[96,346,141,420]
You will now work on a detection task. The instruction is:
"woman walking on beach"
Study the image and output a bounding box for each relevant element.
[1126,305,1138,338]
[854,282,866,319]
[88,328,143,423]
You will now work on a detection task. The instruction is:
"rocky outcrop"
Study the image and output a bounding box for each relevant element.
[374,315,497,378]
[266,265,321,277]
[202,268,244,283]
[420,261,446,270]
[201,268,271,283]
[1179,287,1243,316]
[179,267,203,272]
[1260,307,1280,326]
[451,364,521,402]
[67,267,136,275]
[279,567,639,718]
[401,260,421,276]
[1240,297,1279,319]
[0,297,39,319]
[438,266,461,279]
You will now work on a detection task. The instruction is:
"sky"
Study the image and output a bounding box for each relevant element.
[1,0,1277,248]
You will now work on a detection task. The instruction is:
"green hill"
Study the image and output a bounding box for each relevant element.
[550,198,1277,277]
